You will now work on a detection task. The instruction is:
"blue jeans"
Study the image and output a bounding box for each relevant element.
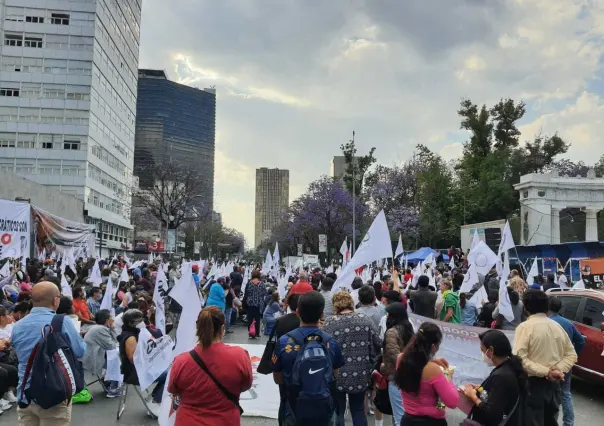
[388,380,404,426]
[151,370,168,403]
[335,391,367,426]
[561,373,573,426]
[225,307,233,329]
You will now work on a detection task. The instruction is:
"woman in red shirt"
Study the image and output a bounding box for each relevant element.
[168,306,253,426]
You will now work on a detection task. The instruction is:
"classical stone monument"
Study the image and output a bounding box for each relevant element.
[514,169,604,245]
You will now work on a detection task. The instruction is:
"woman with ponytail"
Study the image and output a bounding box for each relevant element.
[168,306,253,425]
[394,322,458,426]
[462,330,526,426]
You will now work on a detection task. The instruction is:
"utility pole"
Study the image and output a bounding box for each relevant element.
[351,130,356,255]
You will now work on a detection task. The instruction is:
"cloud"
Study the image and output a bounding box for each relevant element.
[138,0,604,246]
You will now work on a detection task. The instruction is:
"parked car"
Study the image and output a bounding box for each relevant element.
[546,288,604,384]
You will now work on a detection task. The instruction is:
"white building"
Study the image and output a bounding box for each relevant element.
[0,0,140,254]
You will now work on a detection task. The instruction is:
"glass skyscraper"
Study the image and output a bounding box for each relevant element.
[134,69,215,211]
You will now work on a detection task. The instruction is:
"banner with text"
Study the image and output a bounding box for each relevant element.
[0,199,31,261]
[579,257,604,289]
[32,206,96,259]
[408,313,514,386]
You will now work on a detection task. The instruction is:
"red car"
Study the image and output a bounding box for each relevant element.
[547,288,604,384]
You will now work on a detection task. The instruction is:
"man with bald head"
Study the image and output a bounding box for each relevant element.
[288,271,313,296]
[11,282,86,425]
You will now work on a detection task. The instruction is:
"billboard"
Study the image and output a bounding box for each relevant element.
[579,258,604,290]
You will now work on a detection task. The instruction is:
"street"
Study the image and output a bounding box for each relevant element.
[3,322,604,425]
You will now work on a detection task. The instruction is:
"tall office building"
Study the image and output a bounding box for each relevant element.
[255,167,289,247]
[0,0,141,254]
[134,69,216,212]
[331,155,358,179]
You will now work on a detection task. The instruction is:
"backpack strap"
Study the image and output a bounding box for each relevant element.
[19,342,40,404]
[51,314,65,334]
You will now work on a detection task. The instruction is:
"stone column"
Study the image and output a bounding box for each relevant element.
[551,208,561,244]
[585,209,599,242]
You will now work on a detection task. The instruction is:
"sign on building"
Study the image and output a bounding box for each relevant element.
[318,234,327,253]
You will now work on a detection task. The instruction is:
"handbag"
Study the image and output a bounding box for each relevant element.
[460,397,519,426]
[257,327,276,375]
[249,319,257,336]
[189,350,244,415]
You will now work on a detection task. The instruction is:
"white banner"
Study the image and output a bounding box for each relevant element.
[408,314,514,385]
[0,199,31,261]
[133,327,174,391]
[236,344,280,419]
[318,234,327,253]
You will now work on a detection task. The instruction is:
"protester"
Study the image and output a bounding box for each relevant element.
[395,322,458,425]
[319,276,335,318]
[406,275,437,319]
[118,309,166,416]
[87,287,102,318]
[323,291,381,426]
[0,306,14,340]
[83,309,121,398]
[463,329,526,426]
[288,271,313,296]
[11,282,86,425]
[556,269,569,289]
[224,280,236,333]
[263,291,284,336]
[548,297,586,426]
[477,290,498,328]
[513,290,577,426]
[242,270,266,339]
[438,279,460,324]
[381,302,415,426]
[509,270,528,296]
[191,264,200,290]
[206,279,226,311]
[168,306,253,425]
[350,277,364,307]
[11,301,31,321]
[356,285,383,327]
[272,291,345,425]
[542,274,560,292]
[493,287,525,330]
[459,293,478,326]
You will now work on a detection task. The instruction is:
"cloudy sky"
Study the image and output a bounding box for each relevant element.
[138,0,604,246]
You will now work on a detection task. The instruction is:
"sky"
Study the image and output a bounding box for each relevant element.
[138,0,604,247]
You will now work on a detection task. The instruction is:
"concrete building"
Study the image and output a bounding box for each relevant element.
[330,155,358,179]
[515,169,604,245]
[134,69,215,212]
[255,167,289,247]
[0,0,141,253]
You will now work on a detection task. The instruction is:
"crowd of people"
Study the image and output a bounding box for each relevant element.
[0,253,593,426]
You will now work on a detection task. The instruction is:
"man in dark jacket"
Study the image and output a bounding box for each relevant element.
[406,275,437,318]
[229,266,243,293]
[543,274,560,292]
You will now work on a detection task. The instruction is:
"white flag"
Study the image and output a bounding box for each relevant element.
[273,243,280,268]
[119,265,129,283]
[395,234,404,258]
[471,231,480,251]
[572,280,585,290]
[469,285,489,311]
[333,210,392,291]
[60,273,73,298]
[498,276,515,322]
[339,239,348,266]
[527,257,539,286]
[468,241,499,276]
[497,251,511,281]
[171,263,202,356]
[153,264,167,335]
[100,277,114,312]
[449,255,455,270]
[264,250,273,274]
[0,261,10,278]
[89,258,103,287]
[498,221,515,256]
[459,264,479,294]
[134,327,173,392]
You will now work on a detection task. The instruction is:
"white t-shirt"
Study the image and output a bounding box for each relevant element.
[0,323,13,340]
[114,313,124,337]
[558,274,568,289]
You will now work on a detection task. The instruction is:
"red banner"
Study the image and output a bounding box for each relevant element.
[579,258,604,289]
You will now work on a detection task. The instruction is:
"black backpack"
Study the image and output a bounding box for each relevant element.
[20,314,84,409]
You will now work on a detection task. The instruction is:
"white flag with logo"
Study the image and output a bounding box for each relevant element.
[468,241,499,276]
[498,221,515,256]
[333,210,392,291]
[133,327,174,392]
[459,264,479,294]
[471,231,481,251]
[153,264,167,335]
[395,234,404,258]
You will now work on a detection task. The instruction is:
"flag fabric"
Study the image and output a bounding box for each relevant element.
[468,241,499,276]
[60,273,72,298]
[273,243,280,272]
[89,258,103,287]
[459,264,479,294]
[498,276,515,322]
[498,221,515,256]
[572,280,585,290]
[333,210,392,291]
[339,239,348,265]
[153,263,167,335]
[469,285,489,310]
[471,231,480,251]
[0,260,10,278]
[100,277,114,312]
[395,234,404,258]
[347,242,352,262]
[449,255,455,270]
[119,265,129,283]
[497,251,511,281]
[527,257,539,286]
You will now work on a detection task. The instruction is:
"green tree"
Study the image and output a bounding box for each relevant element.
[490,98,526,149]
[340,132,376,196]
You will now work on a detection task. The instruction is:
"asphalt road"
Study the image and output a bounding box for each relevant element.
[3,322,604,425]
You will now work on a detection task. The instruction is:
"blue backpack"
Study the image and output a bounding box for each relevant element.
[20,314,84,409]
[287,328,336,425]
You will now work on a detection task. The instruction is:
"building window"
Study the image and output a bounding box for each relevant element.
[4,34,23,47]
[0,140,15,148]
[25,16,45,23]
[50,13,70,25]
[42,142,53,149]
[24,37,43,48]
[0,89,19,97]
[63,140,80,150]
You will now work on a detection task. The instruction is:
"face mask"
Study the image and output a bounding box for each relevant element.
[135,322,146,330]
[482,351,495,367]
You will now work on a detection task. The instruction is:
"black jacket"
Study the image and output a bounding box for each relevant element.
[407,288,437,319]
[470,359,524,426]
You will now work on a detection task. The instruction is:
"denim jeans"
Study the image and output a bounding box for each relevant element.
[225,307,233,329]
[151,370,168,403]
[388,380,404,426]
[335,391,367,426]
[560,373,573,426]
